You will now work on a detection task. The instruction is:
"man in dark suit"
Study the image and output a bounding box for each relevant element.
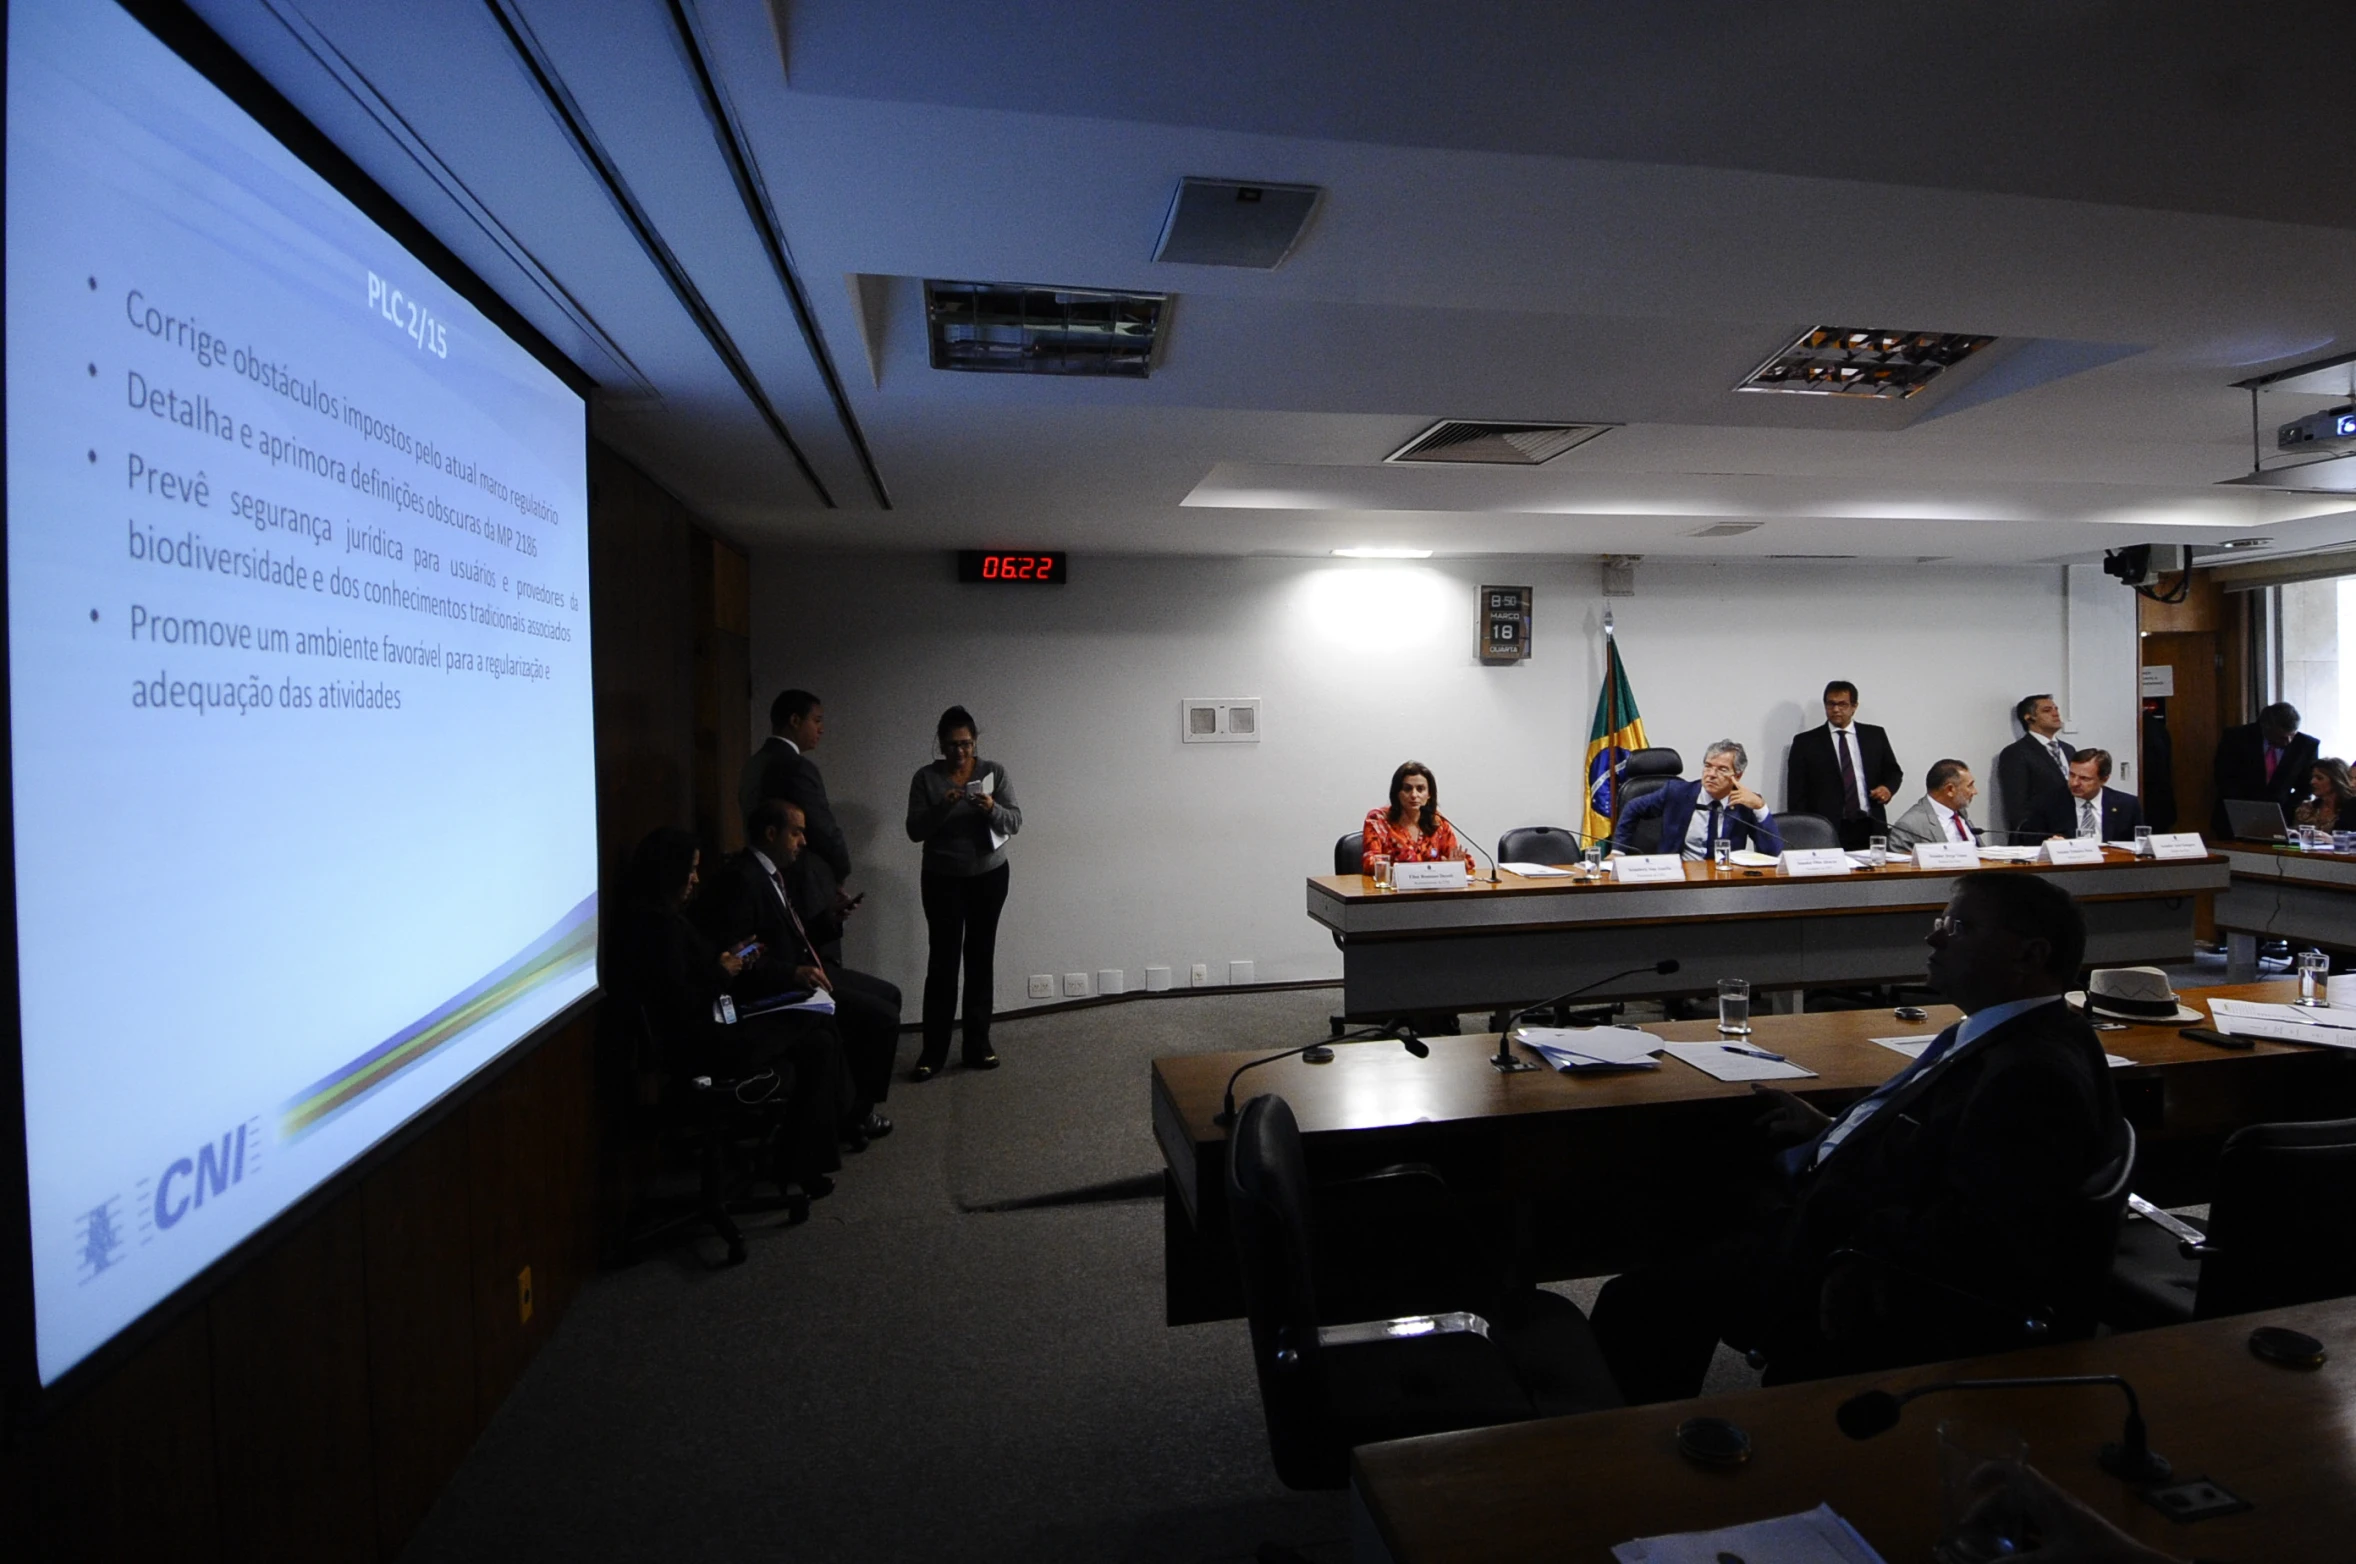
[1613,740,1784,858]
[1590,873,2122,1401]
[739,688,858,961]
[2211,701,2320,837]
[1995,692,2076,837]
[703,800,899,1147]
[1786,680,1905,851]
[2019,750,2145,842]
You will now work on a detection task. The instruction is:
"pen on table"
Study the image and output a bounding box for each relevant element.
[1721,1044,1788,1062]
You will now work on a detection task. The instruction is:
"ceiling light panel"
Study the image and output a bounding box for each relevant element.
[925,281,1168,376]
[1152,178,1322,268]
[1738,327,1995,400]
[1385,420,1614,466]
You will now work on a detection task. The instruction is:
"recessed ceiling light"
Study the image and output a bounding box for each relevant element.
[1738,326,1995,400]
[1688,521,1762,538]
[1386,420,1614,465]
[2212,536,2274,551]
[1332,547,1433,559]
[924,280,1167,376]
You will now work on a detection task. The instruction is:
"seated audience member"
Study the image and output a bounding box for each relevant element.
[2293,758,2356,833]
[622,827,844,1198]
[1997,693,2076,835]
[2211,700,2320,835]
[1786,680,1904,850]
[1612,740,1783,858]
[1361,761,1477,873]
[703,800,898,1150]
[2020,750,2144,842]
[1590,873,2122,1401]
[1886,759,1982,850]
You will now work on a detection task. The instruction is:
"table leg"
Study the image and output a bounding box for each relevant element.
[2226,931,2259,984]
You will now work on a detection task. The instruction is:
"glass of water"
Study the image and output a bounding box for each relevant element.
[2133,825,2153,856]
[1867,834,1889,868]
[1369,853,1393,891]
[2299,949,2331,1007]
[1583,842,1605,878]
[1717,977,1752,1036]
[1711,836,1732,870]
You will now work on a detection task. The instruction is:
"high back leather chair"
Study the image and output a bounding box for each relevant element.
[1333,832,1365,876]
[1614,747,1683,809]
[1497,826,1583,865]
[1226,1093,1622,1489]
[2108,1117,2356,1329]
[1774,812,1840,850]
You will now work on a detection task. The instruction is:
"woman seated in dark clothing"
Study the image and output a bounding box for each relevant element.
[623,827,846,1198]
[2293,758,2356,834]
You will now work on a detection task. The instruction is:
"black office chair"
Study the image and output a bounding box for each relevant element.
[1617,816,1663,856]
[619,999,808,1267]
[1325,834,1366,1037]
[1227,1093,1623,1489]
[1614,747,1683,810]
[1497,825,1583,865]
[2106,1117,2356,1330]
[1775,812,1840,850]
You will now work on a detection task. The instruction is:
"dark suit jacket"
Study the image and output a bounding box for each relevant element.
[695,849,824,1001]
[2211,723,2321,834]
[1786,722,1903,824]
[1765,999,2123,1370]
[2017,785,2145,842]
[1612,777,1784,856]
[740,736,852,949]
[1995,731,2076,833]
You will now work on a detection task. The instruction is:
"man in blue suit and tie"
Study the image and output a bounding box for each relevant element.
[1613,740,1786,858]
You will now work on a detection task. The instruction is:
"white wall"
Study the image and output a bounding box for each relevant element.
[748,553,2141,1003]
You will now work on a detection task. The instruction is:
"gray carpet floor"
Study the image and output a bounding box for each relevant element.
[396,987,1755,1564]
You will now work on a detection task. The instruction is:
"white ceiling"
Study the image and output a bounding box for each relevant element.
[188,0,2356,563]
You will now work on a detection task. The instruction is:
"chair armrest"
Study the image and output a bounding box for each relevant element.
[2127,1194,2207,1248]
[1317,1310,1491,1349]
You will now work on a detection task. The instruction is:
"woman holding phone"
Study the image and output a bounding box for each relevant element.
[905,706,1021,1079]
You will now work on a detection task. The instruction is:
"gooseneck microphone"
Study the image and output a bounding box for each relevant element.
[1836,1374,2171,1483]
[1435,814,1500,885]
[1215,1023,1430,1127]
[1490,959,1681,1074]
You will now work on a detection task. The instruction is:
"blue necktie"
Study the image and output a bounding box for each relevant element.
[1780,1022,1962,1178]
[1708,800,1723,851]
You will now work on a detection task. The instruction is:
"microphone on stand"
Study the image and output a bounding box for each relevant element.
[1490,959,1681,1074]
[1216,1022,1431,1127]
[1435,815,1500,885]
[1836,1373,2171,1483]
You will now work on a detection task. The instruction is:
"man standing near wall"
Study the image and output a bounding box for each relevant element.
[742,689,857,961]
[1996,693,2076,838]
[1786,680,1904,850]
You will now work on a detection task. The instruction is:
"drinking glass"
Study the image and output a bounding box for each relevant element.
[2133,825,2153,856]
[1369,854,1393,892]
[1583,843,1605,878]
[2299,949,2331,1007]
[1866,834,1889,868]
[1935,1419,2030,1564]
[1711,836,1732,870]
[1716,977,1751,1036]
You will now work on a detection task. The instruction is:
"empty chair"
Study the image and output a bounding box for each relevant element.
[1498,825,1583,865]
[1775,812,1840,850]
[2108,1117,2356,1330]
[1334,832,1365,876]
[1227,1093,1622,1489]
[1614,747,1683,810]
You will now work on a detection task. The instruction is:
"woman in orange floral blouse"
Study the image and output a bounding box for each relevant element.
[1361,761,1476,873]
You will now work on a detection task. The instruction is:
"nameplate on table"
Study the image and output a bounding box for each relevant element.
[2042,838,2105,865]
[1389,860,1468,892]
[1610,853,1684,884]
[2148,831,2208,861]
[1913,841,1981,869]
[1777,847,1852,877]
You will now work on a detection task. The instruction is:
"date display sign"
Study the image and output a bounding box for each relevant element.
[1480,584,1532,664]
[958,550,1068,584]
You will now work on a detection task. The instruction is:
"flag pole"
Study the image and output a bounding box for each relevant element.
[1603,611,1622,837]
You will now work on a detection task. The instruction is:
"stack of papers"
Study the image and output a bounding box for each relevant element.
[1728,849,1779,867]
[2209,998,2356,1047]
[1614,1503,1886,1563]
[1977,845,2044,862]
[1872,1035,2131,1068]
[1501,861,1580,878]
[1516,1025,1663,1072]
[1661,1040,1817,1081]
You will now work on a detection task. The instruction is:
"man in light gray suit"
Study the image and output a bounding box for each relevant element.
[1886,758,1985,850]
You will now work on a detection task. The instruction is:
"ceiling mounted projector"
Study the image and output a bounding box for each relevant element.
[2102,544,2189,586]
[2277,405,2356,453]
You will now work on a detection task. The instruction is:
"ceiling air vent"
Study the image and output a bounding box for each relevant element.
[925,281,1167,377]
[1688,522,1762,538]
[1385,420,1613,466]
[1739,327,1994,399]
[1153,178,1322,268]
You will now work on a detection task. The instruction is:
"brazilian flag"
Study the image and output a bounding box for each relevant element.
[1579,640,1649,845]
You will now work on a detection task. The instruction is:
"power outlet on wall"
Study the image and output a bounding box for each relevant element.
[1190,962,1211,987]
[1229,960,1255,985]
[1144,966,1173,992]
[1029,974,1055,999]
[1063,972,1091,998]
[1097,969,1124,996]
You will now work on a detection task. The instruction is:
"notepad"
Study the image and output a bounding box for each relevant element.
[1501,861,1580,878]
[1728,849,1779,867]
[1977,845,2044,862]
[1612,1502,1887,1563]
[2208,997,2356,1047]
[1517,1025,1663,1071]
[1660,1041,1817,1081]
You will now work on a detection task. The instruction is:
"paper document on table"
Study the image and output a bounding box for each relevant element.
[1977,845,2043,862]
[1517,1025,1663,1071]
[1661,1041,1817,1081]
[1501,861,1579,877]
[1612,1502,1887,1563]
[2208,997,2356,1047]
[1875,1034,2130,1068]
[1728,849,1778,867]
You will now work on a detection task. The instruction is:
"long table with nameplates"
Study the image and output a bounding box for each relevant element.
[1307,849,2228,1023]
[2215,837,2356,977]
[1152,980,2354,1326]
[1350,1296,2356,1564]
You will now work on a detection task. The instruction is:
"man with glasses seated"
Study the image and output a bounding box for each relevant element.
[1612,739,1784,859]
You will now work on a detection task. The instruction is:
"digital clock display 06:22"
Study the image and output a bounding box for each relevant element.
[957,550,1068,584]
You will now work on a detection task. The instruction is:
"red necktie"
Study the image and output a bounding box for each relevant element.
[1950,810,1968,842]
[1836,731,1861,814]
[2265,745,2282,783]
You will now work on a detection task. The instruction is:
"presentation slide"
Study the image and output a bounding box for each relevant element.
[8,0,596,1384]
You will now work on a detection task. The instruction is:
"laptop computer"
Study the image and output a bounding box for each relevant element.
[2225,798,2291,841]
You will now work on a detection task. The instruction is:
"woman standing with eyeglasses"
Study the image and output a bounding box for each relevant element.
[905,705,1021,1079]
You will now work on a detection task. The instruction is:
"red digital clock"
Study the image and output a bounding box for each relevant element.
[957,550,1068,584]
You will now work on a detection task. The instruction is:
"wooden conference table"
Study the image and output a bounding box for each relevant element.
[1351,1296,2356,1564]
[1308,850,2228,1022]
[1153,981,2353,1325]
[2215,838,2356,976]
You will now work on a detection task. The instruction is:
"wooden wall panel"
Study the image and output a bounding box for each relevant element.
[207,1193,374,1564]
[694,532,753,855]
[359,1118,478,1559]
[30,1307,218,1561]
